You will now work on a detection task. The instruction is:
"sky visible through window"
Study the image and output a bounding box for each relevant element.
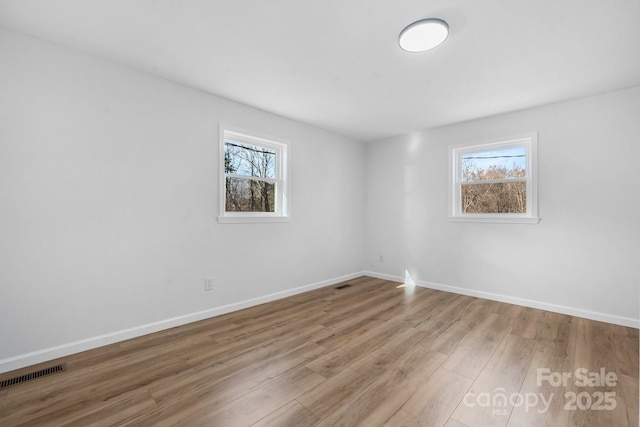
[225,141,276,179]
[461,146,526,181]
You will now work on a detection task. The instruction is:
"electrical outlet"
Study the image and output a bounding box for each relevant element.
[204,278,213,291]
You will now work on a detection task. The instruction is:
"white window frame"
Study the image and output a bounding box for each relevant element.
[218,125,290,224]
[449,132,539,224]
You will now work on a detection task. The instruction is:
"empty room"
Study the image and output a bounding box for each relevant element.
[0,1,638,426]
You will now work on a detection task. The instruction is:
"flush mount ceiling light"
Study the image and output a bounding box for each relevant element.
[399,18,449,52]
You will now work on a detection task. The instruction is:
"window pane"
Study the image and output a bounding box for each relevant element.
[461,146,526,182]
[225,177,275,212]
[224,141,276,179]
[461,181,526,213]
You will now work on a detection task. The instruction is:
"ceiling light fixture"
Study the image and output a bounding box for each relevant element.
[399,18,449,52]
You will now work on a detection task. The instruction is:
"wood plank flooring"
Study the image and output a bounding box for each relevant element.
[0,277,637,426]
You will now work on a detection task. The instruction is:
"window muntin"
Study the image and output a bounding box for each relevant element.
[450,134,539,223]
[219,127,289,223]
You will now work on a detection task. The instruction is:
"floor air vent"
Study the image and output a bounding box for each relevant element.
[0,363,67,390]
[335,284,352,290]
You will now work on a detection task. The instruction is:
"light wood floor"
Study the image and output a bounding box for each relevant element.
[0,277,638,426]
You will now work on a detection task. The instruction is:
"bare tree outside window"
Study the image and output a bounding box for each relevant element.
[224,141,276,212]
[460,147,527,214]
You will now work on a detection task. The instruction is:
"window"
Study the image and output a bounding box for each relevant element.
[449,133,539,223]
[219,127,289,223]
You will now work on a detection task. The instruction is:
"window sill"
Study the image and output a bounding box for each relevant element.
[218,215,291,224]
[448,215,540,224]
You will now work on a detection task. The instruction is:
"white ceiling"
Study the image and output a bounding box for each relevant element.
[1,0,639,142]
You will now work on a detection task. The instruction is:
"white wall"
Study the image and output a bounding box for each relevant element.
[0,28,365,372]
[365,86,640,327]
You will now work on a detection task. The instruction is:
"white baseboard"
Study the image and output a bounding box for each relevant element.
[364,271,639,329]
[0,272,364,374]
[4,270,635,374]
